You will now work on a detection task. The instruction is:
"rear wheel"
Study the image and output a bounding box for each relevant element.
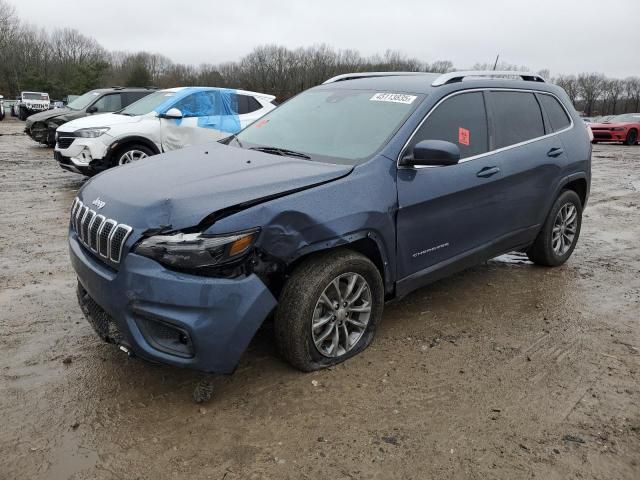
[274,249,384,372]
[527,190,582,266]
[114,144,154,166]
[624,129,638,146]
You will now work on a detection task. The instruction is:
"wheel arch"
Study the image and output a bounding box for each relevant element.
[108,135,161,162]
[282,231,393,298]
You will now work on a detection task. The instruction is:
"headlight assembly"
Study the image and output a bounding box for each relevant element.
[134,229,260,270]
[75,127,110,138]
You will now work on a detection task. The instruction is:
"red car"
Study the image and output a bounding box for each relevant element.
[590,113,640,145]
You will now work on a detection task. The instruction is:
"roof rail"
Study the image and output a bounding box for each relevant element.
[323,71,429,84]
[431,70,546,87]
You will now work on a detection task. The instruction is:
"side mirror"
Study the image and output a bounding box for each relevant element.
[161,108,183,119]
[87,105,98,114]
[400,139,460,167]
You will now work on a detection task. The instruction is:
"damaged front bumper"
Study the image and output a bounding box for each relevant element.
[69,231,278,374]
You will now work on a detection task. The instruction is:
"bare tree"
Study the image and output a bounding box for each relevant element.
[577,73,605,115]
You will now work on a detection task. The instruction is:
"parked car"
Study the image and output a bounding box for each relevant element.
[14,91,50,120]
[589,113,640,145]
[25,87,156,147]
[68,71,590,374]
[55,87,276,175]
[0,95,4,121]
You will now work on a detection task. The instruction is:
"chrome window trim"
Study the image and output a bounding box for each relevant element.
[397,88,575,169]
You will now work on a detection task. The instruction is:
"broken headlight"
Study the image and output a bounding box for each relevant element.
[134,229,259,270]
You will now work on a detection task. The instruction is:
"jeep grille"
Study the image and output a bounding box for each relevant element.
[70,198,132,263]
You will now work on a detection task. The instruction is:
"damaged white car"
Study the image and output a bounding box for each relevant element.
[54,87,276,175]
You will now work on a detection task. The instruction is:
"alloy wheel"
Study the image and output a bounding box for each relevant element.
[311,272,372,358]
[118,149,148,165]
[552,203,578,255]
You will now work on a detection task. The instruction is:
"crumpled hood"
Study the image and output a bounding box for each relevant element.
[78,142,352,233]
[58,113,145,132]
[25,108,74,127]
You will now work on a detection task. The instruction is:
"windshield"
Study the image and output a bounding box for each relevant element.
[66,90,102,110]
[120,90,177,116]
[233,88,423,164]
[608,114,640,123]
[23,92,48,101]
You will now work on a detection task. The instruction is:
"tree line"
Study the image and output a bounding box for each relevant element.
[1,0,638,116]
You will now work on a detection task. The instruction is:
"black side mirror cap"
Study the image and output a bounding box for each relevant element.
[400,139,461,167]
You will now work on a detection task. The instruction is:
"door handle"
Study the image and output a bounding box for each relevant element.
[547,147,564,158]
[476,166,500,178]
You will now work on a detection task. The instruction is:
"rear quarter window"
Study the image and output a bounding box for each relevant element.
[489,91,545,148]
[537,93,571,132]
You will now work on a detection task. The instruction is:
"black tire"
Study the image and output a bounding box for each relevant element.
[527,190,582,266]
[18,106,27,121]
[274,249,384,372]
[111,143,155,167]
[624,129,638,146]
[46,128,56,147]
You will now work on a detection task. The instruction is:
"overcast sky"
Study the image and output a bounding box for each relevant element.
[10,0,640,78]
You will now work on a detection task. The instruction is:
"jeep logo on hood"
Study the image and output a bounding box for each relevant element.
[92,197,106,209]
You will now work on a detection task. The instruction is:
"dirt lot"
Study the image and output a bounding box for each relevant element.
[0,115,639,480]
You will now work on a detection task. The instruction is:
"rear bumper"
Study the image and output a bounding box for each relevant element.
[591,130,626,141]
[69,232,277,373]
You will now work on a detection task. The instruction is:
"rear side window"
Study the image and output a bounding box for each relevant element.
[489,91,545,148]
[123,92,150,107]
[537,94,571,132]
[235,95,262,114]
[410,92,489,159]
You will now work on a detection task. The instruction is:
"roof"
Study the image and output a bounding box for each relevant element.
[160,86,275,100]
[315,71,552,95]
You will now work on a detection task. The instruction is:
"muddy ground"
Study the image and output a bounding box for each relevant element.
[0,115,638,480]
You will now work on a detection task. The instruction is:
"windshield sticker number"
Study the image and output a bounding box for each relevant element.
[458,127,470,146]
[370,93,417,104]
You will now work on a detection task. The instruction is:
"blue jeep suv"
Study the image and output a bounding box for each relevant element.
[69,71,591,373]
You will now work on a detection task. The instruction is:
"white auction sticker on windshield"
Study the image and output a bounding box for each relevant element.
[370,93,417,104]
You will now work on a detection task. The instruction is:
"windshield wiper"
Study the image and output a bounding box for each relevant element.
[249,146,311,160]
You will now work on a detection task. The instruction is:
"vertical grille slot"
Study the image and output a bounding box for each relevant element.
[69,198,133,265]
[109,225,133,263]
[89,215,105,251]
[82,210,95,242]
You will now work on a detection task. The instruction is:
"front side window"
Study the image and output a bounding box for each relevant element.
[489,91,545,148]
[409,92,489,159]
[537,94,571,132]
[92,93,123,113]
[173,91,218,117]
[234,88,422,164]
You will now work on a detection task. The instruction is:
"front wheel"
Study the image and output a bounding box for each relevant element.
[274,249,384,372]
[624,129,638,146]
[527,190,582,266]
[18,106,27,121]
[114,144,154,166]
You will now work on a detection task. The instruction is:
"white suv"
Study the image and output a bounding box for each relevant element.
[54,87,276,175]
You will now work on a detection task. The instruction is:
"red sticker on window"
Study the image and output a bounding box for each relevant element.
[254,119,269,128]
[458,127,470,146]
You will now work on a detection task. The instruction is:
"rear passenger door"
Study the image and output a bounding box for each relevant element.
[396,91,509,281]
[486,90,569,237]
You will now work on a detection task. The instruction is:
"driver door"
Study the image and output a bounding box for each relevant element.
[160,91,228,151]
[396,91,509,283]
